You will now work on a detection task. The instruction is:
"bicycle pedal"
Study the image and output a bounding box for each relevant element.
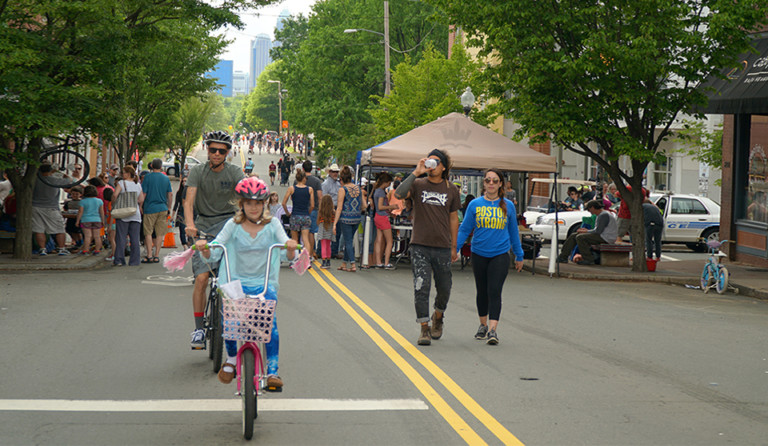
[190,345,206,350]
[265,386,283,393]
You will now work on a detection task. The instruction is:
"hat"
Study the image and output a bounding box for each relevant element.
[329,163,340,171]
[110,164,119,170]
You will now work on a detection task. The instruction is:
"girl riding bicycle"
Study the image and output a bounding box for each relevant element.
[196,177,297,390]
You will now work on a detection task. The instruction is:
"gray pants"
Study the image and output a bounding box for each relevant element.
[410,244,452,323]
[559,232,606,263]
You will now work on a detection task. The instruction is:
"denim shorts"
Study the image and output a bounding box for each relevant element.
[289,214,311,232]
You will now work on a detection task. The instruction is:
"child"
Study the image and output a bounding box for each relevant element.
[196,177,297,390]
[75,185,105,255]
[317,195,335,269]
[63,186,83,248]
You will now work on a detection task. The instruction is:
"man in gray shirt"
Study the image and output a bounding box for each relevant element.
[556,199,617,265]
[32,164,71,256]
[321,163,341,257]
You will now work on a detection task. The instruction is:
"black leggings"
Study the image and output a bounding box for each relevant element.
[471,252,510,321]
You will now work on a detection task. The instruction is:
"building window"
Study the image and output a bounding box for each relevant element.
[653,157,672,191]
[745,144,768,224]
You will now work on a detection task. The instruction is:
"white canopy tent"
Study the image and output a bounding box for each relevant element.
[359,112,556,173]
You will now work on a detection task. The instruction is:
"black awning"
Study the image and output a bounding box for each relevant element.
[700,37,768,115]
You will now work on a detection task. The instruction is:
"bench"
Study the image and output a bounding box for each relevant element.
[592,243,631,267]
[0,230,16,254]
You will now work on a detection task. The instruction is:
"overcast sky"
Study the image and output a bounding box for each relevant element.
[218,0,318,72]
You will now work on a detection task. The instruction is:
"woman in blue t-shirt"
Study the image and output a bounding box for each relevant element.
[456,169,524,345]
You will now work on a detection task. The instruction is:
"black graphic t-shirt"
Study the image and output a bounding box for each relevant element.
[409,177,460,248]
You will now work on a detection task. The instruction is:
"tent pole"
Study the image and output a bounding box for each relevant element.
[554,172,560,277]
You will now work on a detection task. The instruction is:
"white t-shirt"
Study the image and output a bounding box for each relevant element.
[116,180,143,222]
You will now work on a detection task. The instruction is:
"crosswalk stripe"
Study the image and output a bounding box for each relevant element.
[0,398,428,412]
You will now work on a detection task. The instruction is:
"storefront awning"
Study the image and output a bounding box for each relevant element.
[700,37,768,115]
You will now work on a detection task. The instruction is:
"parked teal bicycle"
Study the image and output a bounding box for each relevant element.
[700,240,737,294]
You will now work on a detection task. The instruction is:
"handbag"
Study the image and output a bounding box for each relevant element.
[111,181,138,219]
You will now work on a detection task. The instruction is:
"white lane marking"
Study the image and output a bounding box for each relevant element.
[660,254,679,262]
[0,399,428,412]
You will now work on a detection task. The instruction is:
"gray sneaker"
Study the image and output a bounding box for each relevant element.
[474,324,488,340]
[486,329,499,345]
[38,249,48,256]
[190,329,206,350]
[57,248,71,256]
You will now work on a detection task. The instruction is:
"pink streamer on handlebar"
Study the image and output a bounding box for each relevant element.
[290,248,311,276]
[163,246,197,272]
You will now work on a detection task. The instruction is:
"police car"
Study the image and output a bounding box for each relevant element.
[529,193,720,252]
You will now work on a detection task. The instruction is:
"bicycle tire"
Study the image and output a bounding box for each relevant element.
[38,149,90,188]
[242,349,257,440]
[211,290,223,373]
[716,266,729,294]
[205,284,215,360]
[700,263,714,292]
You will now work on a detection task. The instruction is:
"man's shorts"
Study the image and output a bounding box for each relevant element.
[143,211,168,238]
[191,218,230,278]
[289,214,311,232]
[374,213,391,230]
[309,209,319,234]
[31,207,65,234]
[269,171,276,177]
[80,222,103,230]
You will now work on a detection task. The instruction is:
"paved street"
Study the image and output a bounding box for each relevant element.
[1,150,768,445]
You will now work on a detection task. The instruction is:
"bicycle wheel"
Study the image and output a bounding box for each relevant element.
[700,263,714,292]
[242,349,257,440]
[716,266,729,294]
[205,285,215,359]
[38,149,90,188]
[210,290,223,373]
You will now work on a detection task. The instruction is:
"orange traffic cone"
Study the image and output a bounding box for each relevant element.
[163,215,177,248]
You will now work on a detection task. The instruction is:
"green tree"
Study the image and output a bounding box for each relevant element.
[429,0,768,271]
[272,0,449,163]
[369,44,488,141]
[240,62,283,133]
[165,93,220,171]
[673,120,724,186]
[0,0,277,260]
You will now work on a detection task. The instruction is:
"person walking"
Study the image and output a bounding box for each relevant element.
[140,158,172,263]
[394,149,461,346]
[643,190,664,261]
[173,176,189,250]
[112,166,144,266]
[333,166,364,272]
[372,172,396,269]
[282,169,314,254]
[302,160,323,259]
[455,169,524,345]
[321,164,341,257]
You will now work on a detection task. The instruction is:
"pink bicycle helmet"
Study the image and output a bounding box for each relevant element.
[235,177,270,201]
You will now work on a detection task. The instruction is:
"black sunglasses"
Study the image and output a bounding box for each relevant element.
[208,147,228,155]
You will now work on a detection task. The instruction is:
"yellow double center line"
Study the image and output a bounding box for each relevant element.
[308,263,524,446]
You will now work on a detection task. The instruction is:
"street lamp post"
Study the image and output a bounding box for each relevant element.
[267,80,283,135]
[460,87,475,117]
[344,1,391,95]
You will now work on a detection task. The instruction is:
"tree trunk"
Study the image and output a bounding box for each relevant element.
[10,138,44,260]
[627,179,647,272]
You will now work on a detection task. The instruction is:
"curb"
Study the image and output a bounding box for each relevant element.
[0,254,112,272]
[524,264,768,300]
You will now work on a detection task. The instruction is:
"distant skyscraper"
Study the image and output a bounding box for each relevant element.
[233,71,249,96]
[207,60,234,97]
[250,34,272,90]
[272,9,291,49]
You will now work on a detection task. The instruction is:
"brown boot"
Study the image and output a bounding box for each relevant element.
[430,312,444,340]
[417,324,431,345]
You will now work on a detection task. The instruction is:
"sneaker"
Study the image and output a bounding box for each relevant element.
[486,329,499,345]
[474,324,489,340]
[57,248,71,256]
[217,362,236,384]
[92,250,101,256]
[430,313,444,340]
[190,329,206,350]
[266,375,284,388]
[105,256,114,262]
[39,249,48,256]
[384,264,395,270]
[79,250,90,255]
[417,324,431,346]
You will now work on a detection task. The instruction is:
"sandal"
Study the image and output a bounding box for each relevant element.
[337,265,349,271]
[152,256,160,263]
[141,257,153,263]
[348,266,357,272]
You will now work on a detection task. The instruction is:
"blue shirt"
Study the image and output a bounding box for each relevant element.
[204,217,290,290]
[79,197,103,223]
[456,196,524,261]
[141,171,172,214]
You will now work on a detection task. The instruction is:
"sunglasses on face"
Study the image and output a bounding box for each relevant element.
[484,178,501,184]
[208,147,228,155]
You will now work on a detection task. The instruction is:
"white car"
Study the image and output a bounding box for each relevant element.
[529,193,720,252]
[162,156,201,176]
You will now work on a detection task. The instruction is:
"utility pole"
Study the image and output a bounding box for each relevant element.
[384,1,391,95]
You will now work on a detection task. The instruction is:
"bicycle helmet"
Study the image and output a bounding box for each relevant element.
[204,130,233,149]
[235,177,270,201]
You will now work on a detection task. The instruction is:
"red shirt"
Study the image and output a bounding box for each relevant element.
[616,185,646,219]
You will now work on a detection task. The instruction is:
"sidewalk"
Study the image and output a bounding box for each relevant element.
[0,250,112,271]
[525,257,768,300]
